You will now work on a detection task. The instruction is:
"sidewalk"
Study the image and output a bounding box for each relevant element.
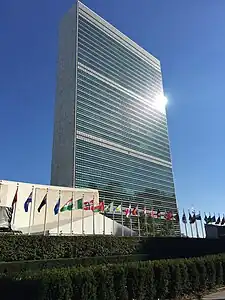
[203,289,225,299]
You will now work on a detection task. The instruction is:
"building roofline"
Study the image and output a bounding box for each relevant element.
[77,0,161,70]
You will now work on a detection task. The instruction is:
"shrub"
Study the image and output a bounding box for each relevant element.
[0,254,150,275]
[205,256,216,290]
[1,254,225,300]
[2,235,225,262]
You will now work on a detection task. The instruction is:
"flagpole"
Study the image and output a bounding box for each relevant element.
[152,208,155,237]
[130,205,132,236]
[32,187,37,227]
[43,189,48,236]
[12,183,19,225]
[82,194,85,235]
[103,199,105,235]
[93,194,95,235]
[183,210,188,237]
[28,186,34,235]
[121,202,124,237]
[184,222,188,237]
[70,192,73,235]
[57,190,61,236]
[188,210,193,238]
[113,202,115,235]
[195,218,199,238]
[199,211,204,238]
[137,205,141,237]
[144,206,148,236]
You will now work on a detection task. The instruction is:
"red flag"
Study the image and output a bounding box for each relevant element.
[12,187,18,207]
[92,201,104,212]
[132,206,138,216]
[165,211,173,221]
[84,199,94,210]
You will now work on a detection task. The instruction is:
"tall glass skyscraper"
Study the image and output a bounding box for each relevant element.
[51,1,179,224]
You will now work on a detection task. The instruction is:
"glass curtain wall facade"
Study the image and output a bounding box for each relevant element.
[51,1,179,232]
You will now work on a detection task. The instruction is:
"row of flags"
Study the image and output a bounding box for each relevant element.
[182,211,225,226]
[104,202,179,221]
[12,189,179,221]
[12,188,104,215]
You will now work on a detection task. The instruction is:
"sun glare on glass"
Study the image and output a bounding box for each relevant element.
[153,94,168,113]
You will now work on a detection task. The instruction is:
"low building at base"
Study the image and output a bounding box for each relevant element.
[0,180,133,235]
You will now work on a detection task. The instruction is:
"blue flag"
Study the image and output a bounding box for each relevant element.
[38,194,47,212]
[24,192,32,212]
[54,198,60,215]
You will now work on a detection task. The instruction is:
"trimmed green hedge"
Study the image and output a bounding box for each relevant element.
[2,235,225,262]
[0,235,142,261]
[1,254,225,299]
[0,254,150,275]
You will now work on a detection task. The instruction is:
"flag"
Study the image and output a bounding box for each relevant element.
[216,216,221,225]
[174,213,179,222]
[115,204,122,213]
[149,208,154,218]
[60,198,73,212]
[182,212,187,224]
[132,206,138,216]
[165,211,173,221]
[221,216,225,226]
[195,213,201,221]
[77,198,83,209]
[125,205,131,217]
[189,212,195,224]
[12,187,18,208]
[84,199,94,210]
[92,201,104,212]
[104,202,114,212]
[211,215,216,223]
[143,206,147,215]
[54,198,60,215]
[38,194,47,212]
[205,214,211,224]
[24,192,32,212]
[156,209,161,218]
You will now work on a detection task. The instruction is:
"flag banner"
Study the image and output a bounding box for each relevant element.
[165,211,173,221]
[195,213,201,221]
[54,198,60,215]
[12,187,18,208]
[132,206,138,216]
[104,202,114,213]
[84,199,94,210]
[24,192,33,213]
[149,209,154,218]
[189,212,196,224]
[37,194,47,213]
[211,215,216,223]
[77,198,83,209]
[125,205,131,217]
[114,204,122,213]
[60,198,73,212]
[92,201,104,212]
[156,209,161,219]
[182,212,187,224]
[215,216,221,225]
[204,214,211,224]
[143,206,147,215]
[173,213,179,222]
[221,216,225,226]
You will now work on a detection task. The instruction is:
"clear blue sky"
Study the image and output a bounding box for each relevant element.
[1,0,225,215]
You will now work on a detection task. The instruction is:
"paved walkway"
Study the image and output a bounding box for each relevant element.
[203,289,225,299]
